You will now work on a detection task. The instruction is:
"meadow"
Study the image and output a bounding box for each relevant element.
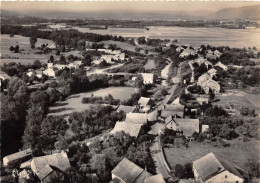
[48,86,138,116]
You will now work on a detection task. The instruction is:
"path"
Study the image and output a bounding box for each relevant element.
[86,63,123,76]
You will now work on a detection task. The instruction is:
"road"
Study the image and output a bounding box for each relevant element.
[150,136,172,179]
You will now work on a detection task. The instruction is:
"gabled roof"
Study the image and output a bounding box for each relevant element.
[215,61,227,70]
[162,104,184,111]
[37,165,53,181]
[3,149,32,163]
[198,73,212,85]
[117,105,136,113]
[110,122,142,138]
[193,152,243,182]
[207,68,217,75]
[31,152,70,174]
[138,97,151,106]
[125,113,148,125]
[112,158,151,183]
[161,110,184,118]
[143,174,166,183]
[165,117,199,136]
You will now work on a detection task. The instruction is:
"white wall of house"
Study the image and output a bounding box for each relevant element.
[111,173,126,183]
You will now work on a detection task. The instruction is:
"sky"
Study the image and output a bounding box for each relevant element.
[1,1,260,13]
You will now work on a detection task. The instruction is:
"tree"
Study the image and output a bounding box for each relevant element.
[9,46,14,51]
[49,55,54,62]
[29,37,37,48]
[59,55,66,64]
[33,60,41,69]
[145,49,149,55]
[174,164,186,178]
[161,88,168,96]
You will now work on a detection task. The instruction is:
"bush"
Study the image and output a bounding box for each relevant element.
[161,88,168,96]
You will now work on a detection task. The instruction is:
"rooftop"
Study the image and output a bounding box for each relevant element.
[112,158,152,183]
[138,97,151,106]
[31,152,70,174]
[117,105,137,113]
[3,148,32,163]
[110,122,142,138]
[193,152,243,182]
[125,113,148,125]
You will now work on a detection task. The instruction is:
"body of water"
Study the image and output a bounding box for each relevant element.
[73,26,260,48]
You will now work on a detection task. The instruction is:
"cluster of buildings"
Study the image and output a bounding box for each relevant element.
[176,46,197,58]
[3,149,71,183]
[27,60,83,79]
[92,49,126,65]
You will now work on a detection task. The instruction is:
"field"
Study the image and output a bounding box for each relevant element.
[48,87,138,116]
[164,138,259,171]
[214,90,260,114]
[1,34,83,65]
[101,40,156,55]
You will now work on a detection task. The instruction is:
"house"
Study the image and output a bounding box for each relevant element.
[160,104,185,118]
[198,73,212,86]
[110,122,142,138]
[114,53,125,61]
[213,50,222,56]
[143,174,166,183]
[138,97,153,112]
[101,55,114,63]
[196,95,209,105]
[193,152,244,183]
[195,58,212,69]
[215,61,227,70]
[201,80,220,94]
[20,159,32,169]
[207,68,217,78]
[165,116,199,136]
[141,73,154,85]
[117,105,137,113]
[98,49,112,54]
[111,158,152,183]
[125,113,148,125]
[47,44,56,49]
[202,125,209,133]
[31,151,70,182]
[179,48,196,58]
[43,68,55,78]
[176,46,184,52]
[3,149,32,167]
[54,64,66,70]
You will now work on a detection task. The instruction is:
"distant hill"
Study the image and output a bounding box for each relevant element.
[211,4,260,20]
[1,4,259,20]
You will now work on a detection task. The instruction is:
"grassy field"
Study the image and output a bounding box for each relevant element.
[48,87,138,116]
[164,138,259,171]
[1,34,83,65]
[214,90,260,114]
[101,40,156,55]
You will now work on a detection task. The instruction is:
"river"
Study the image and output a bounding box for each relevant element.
[72,26,260,48]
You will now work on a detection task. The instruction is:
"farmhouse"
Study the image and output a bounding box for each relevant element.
[193,152,244,183]
[141,73,154,85]
[165,116,199,136]
[160,104,185,118]
[110,122,142,138]
[207,68,217,77]
[43,68,56,78]
[3,148,32,167]
[176,46,184,52]
[215,61,227,70]
[201,80,220,94]
[125,113,148,125]
[198,73,212,86]
[54,64,66,70]
[138,97,153,112]
[111,158,152,183]
[31,151,70,182]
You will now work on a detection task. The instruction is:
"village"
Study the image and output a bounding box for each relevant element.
[1,4,260,183]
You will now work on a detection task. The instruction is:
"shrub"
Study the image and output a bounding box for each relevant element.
[161,88,168,96]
